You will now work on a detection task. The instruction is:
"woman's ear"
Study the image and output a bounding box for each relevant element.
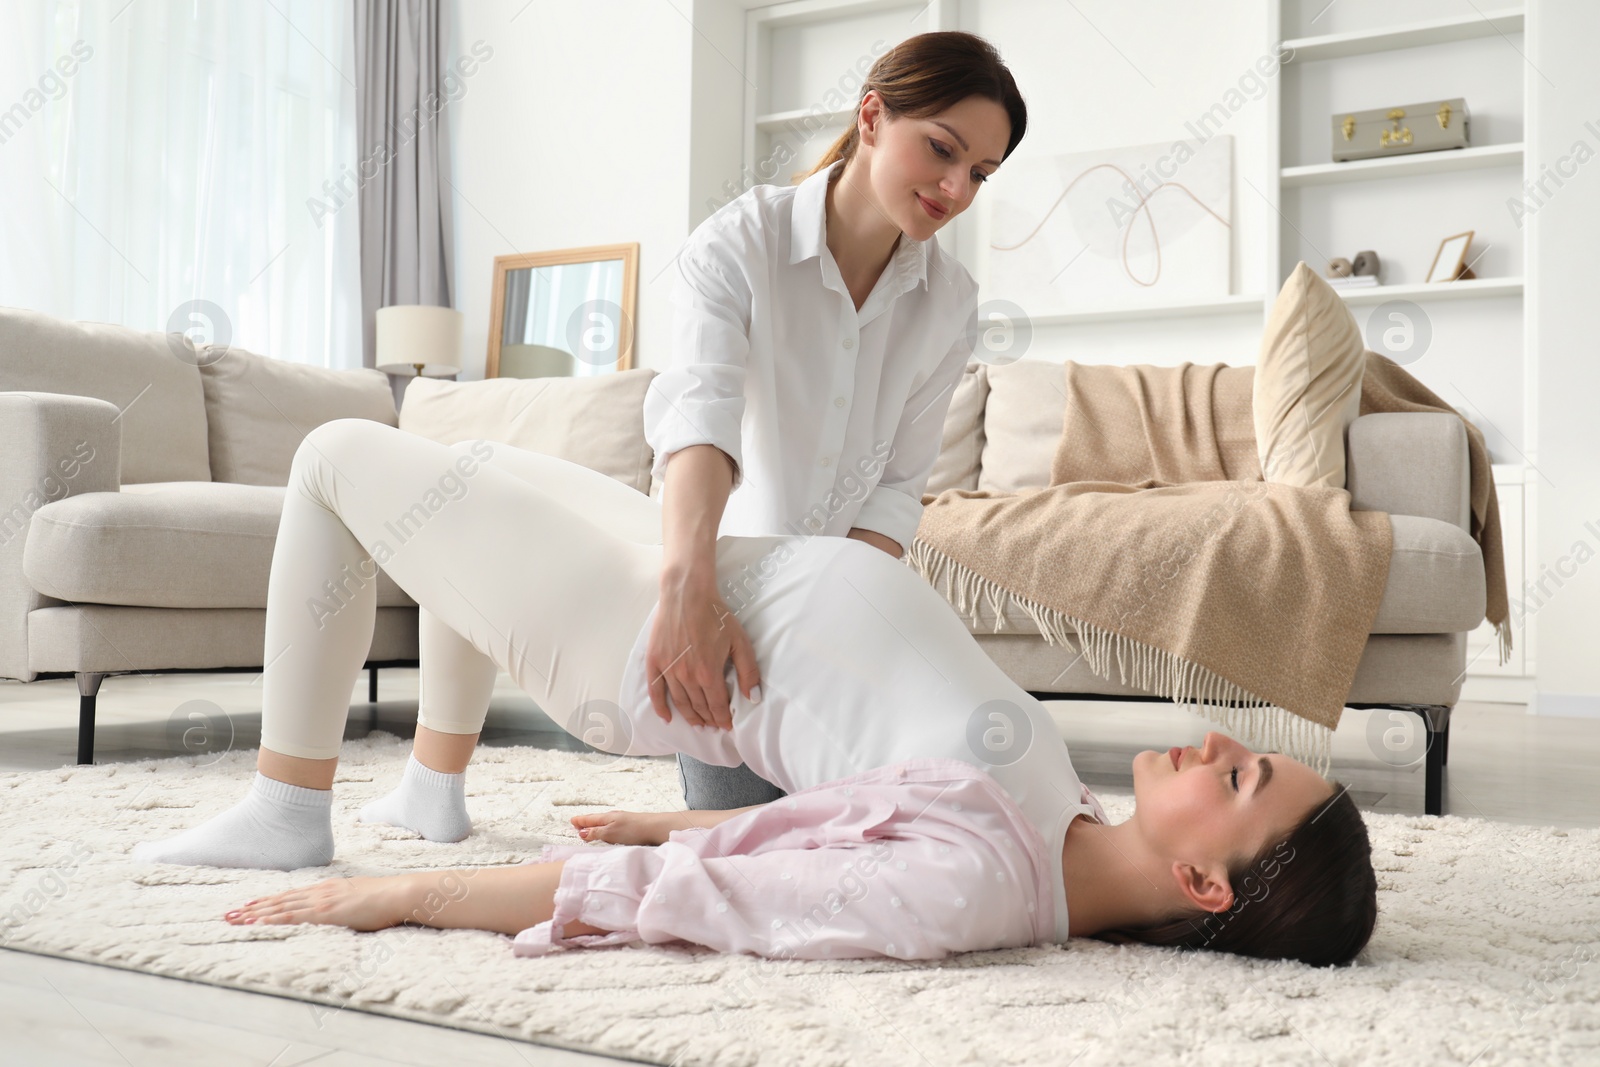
[858,90,883,146]
[1171,860,1234,914]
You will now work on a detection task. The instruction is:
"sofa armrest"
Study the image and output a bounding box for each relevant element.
[0,391,123,681]
[1345,412,1470,532]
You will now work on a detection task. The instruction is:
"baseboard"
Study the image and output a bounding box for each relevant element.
[1459,675,1536,705]
[1528,691,1600,718]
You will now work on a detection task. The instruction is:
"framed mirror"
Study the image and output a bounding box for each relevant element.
[487,242,639,378]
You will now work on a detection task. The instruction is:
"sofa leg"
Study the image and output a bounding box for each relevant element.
[368,666,378,703]
[76,672,106,765]
[1406,704,1451,817]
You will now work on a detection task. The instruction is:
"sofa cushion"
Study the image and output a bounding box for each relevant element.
[20,482,414,610]
[403,369,656,495]
[0,305,211,484]
[941,512,1484,637]
[977,360,1065,493]
[1253,262,1365,489]
[924,359,989,495]
[197,343,398,486]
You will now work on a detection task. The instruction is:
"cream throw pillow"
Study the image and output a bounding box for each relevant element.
[923,359,989,496]
[399,368,657,495]
[1253,261,1366,489]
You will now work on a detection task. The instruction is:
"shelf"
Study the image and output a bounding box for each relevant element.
[1028,293,1264,326]
[1281,143,1523,187]
[1282,7,1524,62]
[1330,277,1523,304]
[754,106,855,132]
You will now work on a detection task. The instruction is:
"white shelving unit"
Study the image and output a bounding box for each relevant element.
[1280,7,1525,62]
[1268,1,1533,691]
[742,0,957,191]
[1330,276,1524,304]
[1028,293,1266,328]
[1280,142,1523,187]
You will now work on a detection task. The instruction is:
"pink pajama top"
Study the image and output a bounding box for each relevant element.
[513,533,1110,961]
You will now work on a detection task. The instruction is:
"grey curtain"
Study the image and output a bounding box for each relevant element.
[353,0,456,369]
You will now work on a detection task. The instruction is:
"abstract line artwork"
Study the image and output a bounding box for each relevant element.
[985,135,1234,314]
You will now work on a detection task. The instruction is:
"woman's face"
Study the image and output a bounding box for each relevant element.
[1132,730,1335,886]
[858,91,1010,240]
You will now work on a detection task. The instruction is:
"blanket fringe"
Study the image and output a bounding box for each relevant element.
[906,539,1334,776]
[1496,617,1514,667]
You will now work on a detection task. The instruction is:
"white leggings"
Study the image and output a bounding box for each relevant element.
[260,419,666,761]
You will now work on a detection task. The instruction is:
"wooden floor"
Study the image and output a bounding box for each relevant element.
[2,667,1595,1064]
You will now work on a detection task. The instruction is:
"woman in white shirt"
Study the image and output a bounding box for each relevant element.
[643,31,1022,811]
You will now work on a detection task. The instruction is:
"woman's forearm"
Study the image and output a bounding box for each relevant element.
[670,802,767,833]
[847,527,903,558]
[390,863,608,939]
[661,445,735,584]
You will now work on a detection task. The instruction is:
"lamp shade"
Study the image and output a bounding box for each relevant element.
[497,343,575,379]
[375,305,463,377]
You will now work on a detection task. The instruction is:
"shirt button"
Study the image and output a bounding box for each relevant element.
[820,457,832,468]
[834,396,846,408]
[843,338,855,349]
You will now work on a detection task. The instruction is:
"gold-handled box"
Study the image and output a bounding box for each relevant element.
[1331,99,1470,162]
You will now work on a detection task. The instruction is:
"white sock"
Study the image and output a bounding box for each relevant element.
[131,772,335,871]
[357,753,471,842]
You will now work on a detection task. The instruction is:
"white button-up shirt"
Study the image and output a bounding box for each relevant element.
[643,158,980,551]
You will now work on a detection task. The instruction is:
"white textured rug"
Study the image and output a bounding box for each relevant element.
[2,733,1596,1066]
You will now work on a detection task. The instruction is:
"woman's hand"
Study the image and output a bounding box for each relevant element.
[647,566,760,730]
[571,809,679,846]
[224,875,409,932]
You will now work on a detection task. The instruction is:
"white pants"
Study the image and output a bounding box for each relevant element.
[261,419,665,760]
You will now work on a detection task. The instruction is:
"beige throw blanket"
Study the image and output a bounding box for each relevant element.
[908,352,1509,771]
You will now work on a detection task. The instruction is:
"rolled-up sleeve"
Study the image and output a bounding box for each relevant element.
[851,291,979,551]
[643,244,753,490]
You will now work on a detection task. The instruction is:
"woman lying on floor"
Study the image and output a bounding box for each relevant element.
[132,419,1378,967]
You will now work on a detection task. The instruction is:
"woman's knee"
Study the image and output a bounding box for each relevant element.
[294,418,391,472]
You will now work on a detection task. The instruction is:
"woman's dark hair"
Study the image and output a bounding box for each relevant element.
[1095,782,1378,968]
[805,31,1027,181]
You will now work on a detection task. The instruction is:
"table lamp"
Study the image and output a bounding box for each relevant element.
[497,343,576,378]
[375,305,463,379]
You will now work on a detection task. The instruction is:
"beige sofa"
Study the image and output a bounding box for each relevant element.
[2,308,1484,813]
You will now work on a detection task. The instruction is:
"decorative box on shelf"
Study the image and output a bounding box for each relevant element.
[1332,98,1469,162]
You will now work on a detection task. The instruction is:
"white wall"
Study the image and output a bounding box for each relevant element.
[1527,1,1600,715]
[443,0,697,382]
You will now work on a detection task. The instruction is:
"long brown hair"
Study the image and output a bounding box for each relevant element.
[1095,783,1379,968]
[804,31,1027,182]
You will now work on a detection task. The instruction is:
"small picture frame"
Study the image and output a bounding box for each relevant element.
[1426,230,1475,283]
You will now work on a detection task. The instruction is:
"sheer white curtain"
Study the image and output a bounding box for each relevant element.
[0,0,362,369]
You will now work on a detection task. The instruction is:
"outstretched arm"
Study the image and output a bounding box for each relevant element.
[224,863,612,939]
[224,804,775,936]
[571,802,769,845]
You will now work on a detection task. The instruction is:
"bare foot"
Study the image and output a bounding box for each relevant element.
[570,809,678,846]
[224,875,407,932]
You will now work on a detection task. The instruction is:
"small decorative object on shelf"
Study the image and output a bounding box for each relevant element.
[1326,251,1382,289]
[1426,230,1477,283]
[1332,99,1470,162]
